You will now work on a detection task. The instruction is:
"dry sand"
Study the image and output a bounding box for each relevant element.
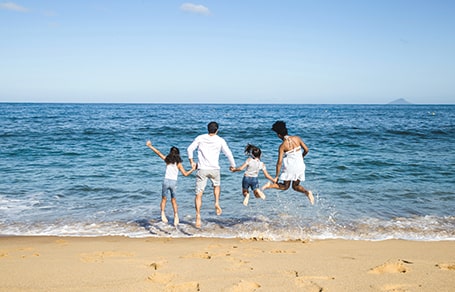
[0,236,454,291]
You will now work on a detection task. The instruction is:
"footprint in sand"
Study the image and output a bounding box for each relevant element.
[164,281,200,292]
[368,259,412,274]
[0,247,39,259]
[16,247,40,259]
[147,272,175,284]
[80,251,134,263]
[225,280,261,292]
[294,278,324,291]
[224,257,253,272]
[287,270,334,290]
[436,263,455,271]
[181,251,212,259]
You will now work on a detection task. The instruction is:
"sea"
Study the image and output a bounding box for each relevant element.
[0,103,454,241]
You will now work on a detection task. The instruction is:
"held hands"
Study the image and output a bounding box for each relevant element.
[230,166,237,172]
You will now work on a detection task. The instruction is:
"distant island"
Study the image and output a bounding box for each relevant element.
[388,98,412,105]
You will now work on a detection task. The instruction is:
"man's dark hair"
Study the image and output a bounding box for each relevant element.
[272,121,288,136]
[207,121,219,134]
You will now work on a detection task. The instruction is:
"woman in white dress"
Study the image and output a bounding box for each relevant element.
[262,121,314,205]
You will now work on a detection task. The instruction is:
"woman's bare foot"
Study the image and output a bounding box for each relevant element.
[307,190,315,205]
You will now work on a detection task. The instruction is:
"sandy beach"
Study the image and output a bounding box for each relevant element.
[0,237,453,291]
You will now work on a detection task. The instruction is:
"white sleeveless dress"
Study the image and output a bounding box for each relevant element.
[279,137,306,181]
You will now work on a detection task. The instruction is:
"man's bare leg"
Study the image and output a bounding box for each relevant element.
[213,186,222,215]
[195,193,203,228]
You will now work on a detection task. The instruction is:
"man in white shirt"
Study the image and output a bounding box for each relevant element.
[187,121,236,228]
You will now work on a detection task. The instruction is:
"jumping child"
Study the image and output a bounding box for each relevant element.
[231,144,275,206]
[146,140,195,226]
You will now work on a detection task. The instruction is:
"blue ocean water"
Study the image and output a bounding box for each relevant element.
[0,103,454,241]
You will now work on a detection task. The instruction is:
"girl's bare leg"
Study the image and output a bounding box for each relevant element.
[253,189,266,200]
[171,198,179,226]
[242,189,250,206]
[160,197,168,223]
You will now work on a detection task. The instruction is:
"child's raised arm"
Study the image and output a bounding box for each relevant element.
[146,140,166,161]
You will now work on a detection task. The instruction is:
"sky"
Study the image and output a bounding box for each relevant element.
[1,1,454,104]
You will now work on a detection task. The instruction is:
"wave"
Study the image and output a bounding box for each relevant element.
[1,213,453,241]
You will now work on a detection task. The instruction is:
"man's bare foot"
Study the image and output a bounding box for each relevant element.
[215,204,222,215]
[261,182,272,190]
[243,194,250,206]
[161,212,168,223]
[195,214,201,228]
[307,190,315,205]
[174,215,179,226]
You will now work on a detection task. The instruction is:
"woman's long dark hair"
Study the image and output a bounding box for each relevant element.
[244,144,261,159]
[165,147,183,164]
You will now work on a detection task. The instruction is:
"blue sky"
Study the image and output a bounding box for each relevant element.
[1,1,454,104]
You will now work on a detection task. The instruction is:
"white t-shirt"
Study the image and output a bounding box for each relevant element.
[164,163,179,180]
[187,134,236,170]
[244,157,265,178]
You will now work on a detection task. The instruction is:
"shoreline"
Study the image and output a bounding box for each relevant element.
[0,236,454,291]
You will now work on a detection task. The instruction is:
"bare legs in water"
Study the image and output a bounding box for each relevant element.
[262,180,314,205]
[195,186,222,228]
[242,188,266,206]
[160,197,180,226]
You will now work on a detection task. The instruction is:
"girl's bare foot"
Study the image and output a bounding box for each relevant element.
[261,182,272,190]
[255,189,266,200]
[161,212,168,223]
[174,214,179,226]
[243,194,250,206]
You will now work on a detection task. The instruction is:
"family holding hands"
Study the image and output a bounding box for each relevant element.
[146,121,314,228]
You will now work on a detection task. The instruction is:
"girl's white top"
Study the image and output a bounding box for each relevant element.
[165,163,179,180]
[244,157,264,177]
